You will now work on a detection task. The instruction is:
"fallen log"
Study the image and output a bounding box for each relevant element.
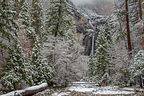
[1,83,48,96]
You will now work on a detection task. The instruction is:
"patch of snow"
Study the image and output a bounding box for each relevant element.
[1,90,24,96]
[122,88,135,91]
[122,87,144,92]
[72,82,96,84]
[1,83,47,96]
[134,20,143,29]
[99,86,119,90]
[135,88,144,92]
[68,86,95,92]
[93,90,135,95]
[36,89,50,95]
[72,82,88,84]
[51,92,71,96]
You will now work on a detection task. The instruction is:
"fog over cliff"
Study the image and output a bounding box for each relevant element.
[71,0,114,6]
[70,0,114,15]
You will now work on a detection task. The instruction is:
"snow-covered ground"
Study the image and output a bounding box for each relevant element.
[2,82,142,96]
[93,90,135,95]
[1,82,144,96]
[34,82,144,96]
[68,86,96,92]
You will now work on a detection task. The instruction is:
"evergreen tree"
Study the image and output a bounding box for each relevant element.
[0,0,28,90]
[129,50,144,85]
[19,2,35,39]
[19,1,36,49]
[19,1,54,86]
[88,54,96,77]
[0,0,18,45]
[19,2,31,28]
[88,23,112,83]
[29,36,53,85]
[46,0,76,40]
[32,0,46,42]
[0,41,28,90]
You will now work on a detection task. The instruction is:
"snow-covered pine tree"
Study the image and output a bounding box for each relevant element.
[19,2,31,28]
[129,50,144,86]
[128,0,139,25]
[29,35,53,86]
[0,0,18,45]
[0,41,28,90]
[32,0,46,42]
[46,0,75,40]
[88,22,112,83]
[19,1,54,86]
[0,0,28,90]
[88,54,96,77]
[19,1,35,39]
[104,22,112,43]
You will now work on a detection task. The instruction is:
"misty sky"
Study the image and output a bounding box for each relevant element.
[71,0,114,6]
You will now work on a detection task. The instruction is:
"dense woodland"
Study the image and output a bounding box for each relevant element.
[0,0,144,95]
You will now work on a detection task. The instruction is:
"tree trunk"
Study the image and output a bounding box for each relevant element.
[125,0,132,57]
[139,75,143,87]
[55,0,62,37]
[91,35,95,55]
[139,0,142,20]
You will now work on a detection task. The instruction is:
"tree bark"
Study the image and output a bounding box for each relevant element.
[125,0,132,57]
[91,35,94,55]
[139,75,143,87]
[139,0,142,20]
[55,0,62,37]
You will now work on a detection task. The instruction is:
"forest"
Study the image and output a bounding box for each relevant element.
[0,0,144,96]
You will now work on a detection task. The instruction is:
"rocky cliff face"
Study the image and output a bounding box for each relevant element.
[69,0,114,55]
